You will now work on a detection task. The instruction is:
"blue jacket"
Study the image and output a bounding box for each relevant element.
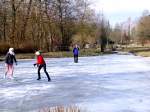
[73,47,79,55]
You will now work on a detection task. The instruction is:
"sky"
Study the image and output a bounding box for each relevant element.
[91,0,150,27]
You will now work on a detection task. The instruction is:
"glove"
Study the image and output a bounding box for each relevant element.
[33,64,37,67]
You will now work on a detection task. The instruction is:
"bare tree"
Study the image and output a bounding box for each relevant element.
[136,13,150,46]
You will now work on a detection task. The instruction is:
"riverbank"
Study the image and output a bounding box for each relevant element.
[1,47,150,61]
[0,49,103,60]
[119,47,150,57]
[133,51,150,57]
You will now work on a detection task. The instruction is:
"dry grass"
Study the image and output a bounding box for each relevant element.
[124,47,150,57]
[135,51,150,57]
[0,48,102,60]
[39,106,81,112]
[117,46,150,57]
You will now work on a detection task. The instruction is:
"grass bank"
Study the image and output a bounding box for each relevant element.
[118,46,150,57]
[1,47,150,61]
[0,49,104,60]
[133,51,150,57]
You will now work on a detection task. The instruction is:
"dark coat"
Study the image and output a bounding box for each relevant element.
[5,53,17,65]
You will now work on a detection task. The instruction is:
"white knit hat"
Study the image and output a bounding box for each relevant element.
[9,48,14,52]
[35,51,40,56]
[9,48,15,55]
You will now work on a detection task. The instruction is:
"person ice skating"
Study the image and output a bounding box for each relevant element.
[34,51,51,82]
[73,44,79,63]
[4,48,17,79]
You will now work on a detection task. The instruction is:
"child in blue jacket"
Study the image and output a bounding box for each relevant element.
[73,44,79,63]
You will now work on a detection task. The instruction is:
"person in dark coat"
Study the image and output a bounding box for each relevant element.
[34,51,51,82]
[5,48,17,79]
[73,44,79,63]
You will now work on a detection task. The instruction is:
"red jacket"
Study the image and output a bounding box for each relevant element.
[37,55,45,65]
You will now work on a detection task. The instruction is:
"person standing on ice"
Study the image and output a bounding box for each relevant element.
[34,51,51,82]
[73,44,79,63]
[4,48,17,79]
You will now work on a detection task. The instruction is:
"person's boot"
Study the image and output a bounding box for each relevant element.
[37,78,41,80]
[48,78,51,82]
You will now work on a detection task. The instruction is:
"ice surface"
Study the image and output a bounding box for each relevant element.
[0,54,150,112]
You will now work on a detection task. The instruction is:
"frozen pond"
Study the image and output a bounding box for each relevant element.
[1,54,150,112]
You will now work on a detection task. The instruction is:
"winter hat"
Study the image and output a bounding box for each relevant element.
[9,48,14,52]
[9,48,15,55]
[35,51,40,56]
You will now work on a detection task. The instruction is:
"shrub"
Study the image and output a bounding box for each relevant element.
[0,43,10,54]
[15,42,38,53]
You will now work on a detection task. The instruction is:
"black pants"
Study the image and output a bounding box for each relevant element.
[38,64,51,80]
[74,55,78,63]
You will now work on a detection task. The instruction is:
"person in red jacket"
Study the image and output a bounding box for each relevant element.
[34,51,51,81]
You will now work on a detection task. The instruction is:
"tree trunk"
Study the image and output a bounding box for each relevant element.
[11,0,16,45]
[20,0,32,41]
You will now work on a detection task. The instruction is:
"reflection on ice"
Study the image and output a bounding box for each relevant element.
[0,54,150,112]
